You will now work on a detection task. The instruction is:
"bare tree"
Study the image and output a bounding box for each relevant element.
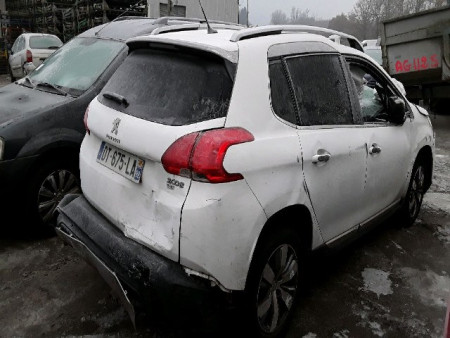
[270,10,288,24]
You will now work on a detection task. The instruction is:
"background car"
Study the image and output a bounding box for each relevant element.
[8,32,63,82]
[56,25,434,337]
[0,17,242,231]
[364,44,382,65]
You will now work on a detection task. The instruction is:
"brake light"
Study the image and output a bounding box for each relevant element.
[26,49,32,63]
[83,106,90,135]
[161,127,254,183]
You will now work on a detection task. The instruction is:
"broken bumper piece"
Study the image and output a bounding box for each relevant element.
[55,194,235,326]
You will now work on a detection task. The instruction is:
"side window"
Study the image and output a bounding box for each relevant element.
[348,62,393,123]
[11,38,20,53]
[269,59,298,125]
[286,54,353,126]
[17,37,24,51]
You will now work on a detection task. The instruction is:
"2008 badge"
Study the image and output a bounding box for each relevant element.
[167,178,184,190]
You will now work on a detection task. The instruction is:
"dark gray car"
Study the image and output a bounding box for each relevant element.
[0,16,238,230]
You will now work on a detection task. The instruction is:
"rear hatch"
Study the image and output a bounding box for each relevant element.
[81,45,236,261]
[29,35,62,66]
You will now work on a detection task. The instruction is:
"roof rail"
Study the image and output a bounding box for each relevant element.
[230,25,364,51]
[151,23,201,35]
[112,16,153,22]
[150,22,243,36]
[154,16,245,27]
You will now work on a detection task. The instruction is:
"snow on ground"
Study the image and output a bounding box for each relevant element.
[361,268,393,298]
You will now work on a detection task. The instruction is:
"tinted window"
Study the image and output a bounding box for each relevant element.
[286,54,353,125]
[29,36,62,49]
[269,60,297,124]
[29,37,124,96]
[99,48,234,126]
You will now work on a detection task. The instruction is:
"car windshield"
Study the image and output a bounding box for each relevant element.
[29,36,62,49]
[28,37,124,96]
[99,48,235,126]
[365,48,382,65]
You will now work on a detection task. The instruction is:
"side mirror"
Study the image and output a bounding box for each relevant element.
[388,96,406,124]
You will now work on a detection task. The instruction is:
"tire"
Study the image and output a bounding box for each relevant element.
[399,160,426,227]
[245,228,305,338]
[26,158,81,230]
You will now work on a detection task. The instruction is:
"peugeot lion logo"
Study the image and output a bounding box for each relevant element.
[111,118,121,135]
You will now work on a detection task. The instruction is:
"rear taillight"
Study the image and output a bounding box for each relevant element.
[26,49,32,63]
[161,127,254,183]
[83,106,90,135]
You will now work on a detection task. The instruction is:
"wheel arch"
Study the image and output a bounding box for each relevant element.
[246,204,313,289]
[415,145,433,192]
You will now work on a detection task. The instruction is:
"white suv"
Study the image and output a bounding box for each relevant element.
[56,24,434,337]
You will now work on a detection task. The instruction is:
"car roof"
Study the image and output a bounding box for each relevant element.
[21,33,61,38]
[77,16,244,42]
[127,25,365,62]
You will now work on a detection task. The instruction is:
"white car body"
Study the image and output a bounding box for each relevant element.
[80,29,434,290]
[8,33,62,80]
[57,24,434,336]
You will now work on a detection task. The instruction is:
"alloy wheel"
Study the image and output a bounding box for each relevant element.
[408,165,425,219]
[37,169,80,224]
[256,244,299,334]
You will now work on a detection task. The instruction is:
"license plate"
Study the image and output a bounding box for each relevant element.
[96,142,145,183]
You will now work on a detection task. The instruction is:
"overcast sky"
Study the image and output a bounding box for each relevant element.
[239,0,359,25]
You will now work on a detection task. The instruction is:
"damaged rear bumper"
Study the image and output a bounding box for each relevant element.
[55,194,236,324]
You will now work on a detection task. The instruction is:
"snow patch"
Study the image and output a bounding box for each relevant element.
[302,333,317,338]
[333,329,350,337]
[423,193,450,214]
[368,322,385,337]
[399,267,450,308]
[362,268,393,298]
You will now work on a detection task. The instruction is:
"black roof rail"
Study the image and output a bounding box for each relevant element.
[112,16,153,22]
[153,16,244,27]
[150,22,243,36]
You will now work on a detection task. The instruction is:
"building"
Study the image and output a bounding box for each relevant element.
[147,0,238,23]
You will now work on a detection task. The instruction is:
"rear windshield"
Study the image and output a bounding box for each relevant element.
[29,36,62,49]
[99,48,235,126]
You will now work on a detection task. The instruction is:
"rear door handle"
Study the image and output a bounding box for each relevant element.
[312,151,331,164]
[369,143,382,155]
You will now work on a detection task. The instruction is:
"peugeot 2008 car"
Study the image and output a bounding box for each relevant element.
[56,25,434,337]
[0,17,242,230]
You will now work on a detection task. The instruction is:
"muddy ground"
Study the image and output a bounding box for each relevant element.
[0,80,449,337]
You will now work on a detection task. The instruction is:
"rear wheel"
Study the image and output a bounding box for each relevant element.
[246,228,304,337]
[26,158,81,230]
[399,160,426,226]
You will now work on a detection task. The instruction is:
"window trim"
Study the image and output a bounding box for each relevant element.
[283,52,357,127]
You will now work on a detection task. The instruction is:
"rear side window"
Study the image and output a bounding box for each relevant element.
[99,48,234,126]
[286,54,353,125]
[269,60,298,124]
[29,36,62,49]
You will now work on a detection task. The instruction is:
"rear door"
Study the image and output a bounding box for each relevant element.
[29,35,62,67]
[286,53,368,241]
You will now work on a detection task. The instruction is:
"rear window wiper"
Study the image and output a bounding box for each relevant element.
[36,82,68,96]
[103,91,129,107]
